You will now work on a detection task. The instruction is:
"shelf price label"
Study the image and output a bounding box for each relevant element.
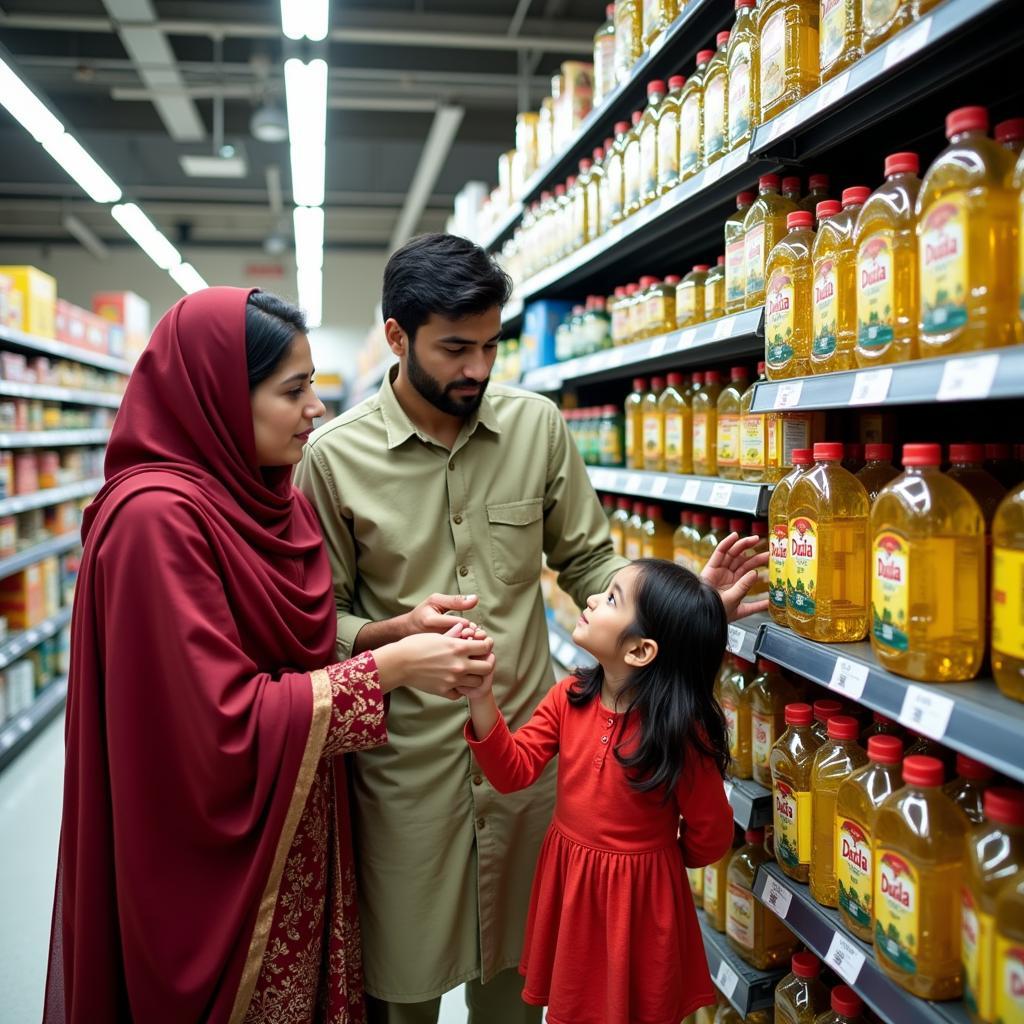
[882,17,931,70]
[814,72,850,114]
[675,329,697,351]
[898,685,955,740]
[772,381,804,409]
[682,480,701,503]
[709,482,734,507]
[651,476,669,497]
[714,959,739,998]
[849,368,892,406]
[759,874,793,920]
[727,625,755,662]
[626,474,644,493]
[937,354,999,402]
[825,931,866,985]
[766,107,799,143]
[713,316,735,340]
[828,656,869,700]
[648,336,668,358]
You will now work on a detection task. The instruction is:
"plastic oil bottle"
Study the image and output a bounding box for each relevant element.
[640,80,668,207]
[985,443,1024,490]
[820,0,862,83]
[726,191,756,313]
[811,187,870,374]
[774,951,830,1024]
[869,442,985,681]
[642,504,674,559]
[680,50,714,182]
[750,658,799,787]
[646,276,678,338]
[960,787,1024,1023]
[727,827,800,969]
[787,442,870,642]
[815,987,865,1024]
[727,0,760,152]
[642,376,666,471]
[699,515,729,569]
[592,4,617,106]
[740,362,768,483]
[862,0,913,55]
[614,0,643,84]
[918,106,1019,355]
[993,482,1024,702]
[856,443,899,504]
[625,377,647,469]
[643,0,678,49]
[692,369,722,475]
[873,754,969,1000]
[606,120,630,227]
[770,702,822,882]
[673,511,693,574]
[676,264,710,328]
[854,152,922,366]
[765,210,816,380]
[690,511,710,573]
[717,366,750,481]
[609,497,631,556]
[801,174,831,214]
[783,176,803,206]
[625,501,646,561]
[658,75,686,196]
[768,448,814,624]
[993,869,1024,1024]
[811,699,843,744]
[688,862,705,904]
[705,256,727,320]
[834,734,904,942]
[757,0,820,124]
[660,372,692,475]
[947,444,1007,529]
[720,654,756,779]
[809,715,868,908]
[944,753,996,826]
[745,175,798,310]
[703,830,741,932]
[703,32,732,168]
[623,110,645,217]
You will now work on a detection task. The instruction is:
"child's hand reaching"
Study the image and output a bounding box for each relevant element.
[701,531,770,621]
[449,622,501,738]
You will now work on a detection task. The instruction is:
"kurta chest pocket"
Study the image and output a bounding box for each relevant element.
[486,498,544,585]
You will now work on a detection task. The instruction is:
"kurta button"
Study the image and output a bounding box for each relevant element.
[601,735,609,744]
[453,513,463,525]
[459,565,469,577]
[448,459,455,471]
[472,774,483,786]
[476,817,486,829]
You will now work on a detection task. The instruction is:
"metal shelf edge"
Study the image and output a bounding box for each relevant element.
[587,467,773,516]
[0,325,133,375]
[0,532,80,581]
[699,908,786,1016]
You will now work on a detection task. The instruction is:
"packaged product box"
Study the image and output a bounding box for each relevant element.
[0,516,16,557]
[0,266,57,339]
[0,272,24,329]
[81,310,110,354]
[40,556,60,617]
[554,62,594,150]
[0,453,12,500]
[7,659,35,716]
[0,351,29,382]
[0,564,46,628]
[92,290,150,358]
[13,452,39,495]
[521,300,574,371]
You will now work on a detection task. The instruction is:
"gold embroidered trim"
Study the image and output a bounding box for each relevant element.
[227,669,333,1024]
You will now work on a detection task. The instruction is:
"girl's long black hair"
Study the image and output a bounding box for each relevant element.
[567,559,730,798]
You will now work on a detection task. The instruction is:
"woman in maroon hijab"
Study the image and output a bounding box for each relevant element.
[44,287,493,1023]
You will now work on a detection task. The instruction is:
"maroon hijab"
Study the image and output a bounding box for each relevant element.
[45,287,337,1022]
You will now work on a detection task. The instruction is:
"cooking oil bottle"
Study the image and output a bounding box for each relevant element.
[673,511,692,573]
[995,117,1024,158]
[835,734,904,941]
[606,120,631,226]
[609,497,631,556]
[691,511,710,573]
[625,501,646,561]
[918,107,1019,355]
[706,256,727,320]
[765,211,815,380]
[660,372,692,474]
[985,444,1024,490]
[820,0,862,82]
[811,699,843,743]
[961,788,1024,1023]
[624,109,645,217]
[720,654,756,778]
[801,173,831,214]
[944,753,996,826]
[862,710,902,743]
[770,702,822,882]
[740,362,768,483]
[815,987,865,1024]
[646,277,678,338]
[767,413,822,484]
[856,443,899,503]
[809,715,869,908]
[768,448,814,625]
[718,366,750,481]
[727,827,800,969]
[680,50,715,181]
[775,951,829,1024]
[787,442,870,642]
[692,369,722,475]
[687,864,705,904]
[677,264,710,328]
[854,152,922,367]
[869,443,985,681]
[727,0,760,152]
[625,377,647,469]
[703,32,732,167]
[783,176,803,205]
[750,658,800,787]
[640,80,668,207]
[699,515,729,569]
[947,444,1007,527]
[658,75,686,196]
[812,187,870,374]
[726,191,757,313]
[587,146,606,243]
[993,869,1024,1024]
[993,482,1024,702]
[642,376,666,471]
[703,831,741,931]
[873,754,969,1000]
[862,0,913,55]
[642,503,674,558]
[593,4,617,106]
[643,0,678,49]
[746,175,798,310]
[757,0,820,123]
[614,0,643,84]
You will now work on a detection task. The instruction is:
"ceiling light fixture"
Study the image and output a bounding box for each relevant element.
[281,0,330,42]
[297,264,323,328]
[168,262,209,295]
[251,102,289,143]
[111,202,181,270]
[284,57,327,207]
[293,205,324,269]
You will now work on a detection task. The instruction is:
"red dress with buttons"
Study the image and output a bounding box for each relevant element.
[466,676,734,1024]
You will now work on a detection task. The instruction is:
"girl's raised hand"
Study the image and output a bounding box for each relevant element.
[701,531,770,621]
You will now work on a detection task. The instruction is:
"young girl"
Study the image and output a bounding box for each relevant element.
[464,558,735,1024]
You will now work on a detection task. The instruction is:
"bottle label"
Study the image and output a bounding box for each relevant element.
[872,531,910,652]
[641,123,658,198]
[703,863,720,915]
[760,12,786,108]
[646,294,667,333]
[774,781,812,869]
[745,222,767,298]
[857,233,895,349]
[821,0,848,68]
[728,57,752,147]
[920,198,969,335]
[765,271,796,368]
[875,850,919,975]
[994,934,1024,1022]
[726,236,747,305]
[751,711,774,774]
[864,0,904,35]
[624,142,641,207]
[812,257,839,357]
[680,95,700,173]
[726,882,755,949]
[693,414,708,463]
[625,415,634,457]
[741,413,766,470]
[962,888,996,1020]
[665,413,684,462]
[642,413,662,458]
[658,109,680,186]
[673,545,689,571]
[718,414,741,467]
[687,866,704,899]
[626,538,642,561]
[769,524,789,610]
[722,698,739,758]
[836,816,873,929]
[787,516,818,616]
[704,75,726,158]
[607,157,624,220]
[993,546,1024,659]
[600,424,623,466]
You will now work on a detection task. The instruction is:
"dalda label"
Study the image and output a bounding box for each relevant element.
[751,711,774,773]
[728,57,751,146]
[726,882,755,948]
[857,233,895,349]
[664,413,684,462]
[994,935,1024,1021]
[872,531,909,652]
[821,0,848,68]
[769,523,789,610]
[812,257,839,357]
[765,270,796,368]
[836,816,872,929]
[787,516,818,616]
[693,413,709,463]
[759,12,785,108]
[774,779,811,870]
[962,887,996,1020]
[718,414,741,467]
[875,850,919,975]
[920,198,968,335]
[740,412,766,470]
[993,546,1024,660]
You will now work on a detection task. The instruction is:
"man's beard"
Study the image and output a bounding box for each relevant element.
[407,343,489,417]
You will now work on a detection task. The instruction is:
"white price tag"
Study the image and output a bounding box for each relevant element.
[709,482,734,507]
[682,480,701,503]
[626,474,643,493]
[768,108,798,142]
[937,354,1000,402]
[651,476,669,497]
[714,959,739,998]
[675,329,697,351]
[713,316,734,340]
[726,625,745,656]
[849,367,892,406]
[607,349,624,367]
[825,931,867,984]
[883,17,931,70]
[814,72,850,113]
[703,159,725,186]
[828,657,869,700]
[898,684,955,740]
[760,875,793,919]
[648,336,668,357]
[772,381,804,409]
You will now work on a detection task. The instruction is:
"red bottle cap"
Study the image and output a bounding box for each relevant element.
[816,200,841,220]
[868,735,903,764]
[745,827,765,843]
[759,174,781,191]
[711,515,728,529]
[792,448,814,466]
[737,191,756,207]
[813,442,844,461]
[984,787,1024,827]
[736,0,757,7]
[650,375,666,390]
[614,285,626,297]
[827,715,860,741]
[785,703,813,726]
[646,504,661,520]
[814,698,843,722]
[633,501,645,515]
[578,158,592,173]
[693,511,709,526]
[626,283,640,295]
[704,369,721,383]
[756,657,777,673]
[602,493,614,508]
[632,377,648,391]
[904,755,945,787]
[751,521,768,537]
[554,183,566,197]
[647,80,666,97]
[986,442,1012,459]
[808,173,830,190]
[680,510,691,525]
[831,986,863,1017]
[949,443,984,463]
[782,175,802,193]
[757,360,766,374]
[791,951,821,979]
[728,517,747,533]
[885,152,920,176]
[903,443,942,467]
[956,752,995,781]
[631,110,643,125]
[665,274,681,284]
[639,275,659,288]
[865,443,893,461]
[669,75,686,90]
[996,117,1024,144]
[717,31,731,47]
[601,404,617,415]
[666,372,685,386]
[842,186,871,207]
[730,365,748,381]
[617,497,631,511]
[693,264,711,272]
[604,137,615,151]
[697,50,715,65]
[717,254,725,265]
[692,372,704,384]
[787,211,813,230]
[946,105,989,138]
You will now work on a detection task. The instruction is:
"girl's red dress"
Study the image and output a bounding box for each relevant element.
[466,676,734,1024]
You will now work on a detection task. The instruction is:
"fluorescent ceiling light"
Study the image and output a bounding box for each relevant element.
[42,133,122,203]
[0,56,64,144]
[293,206,324,269]
[297,264,323,328]
[290,144,326,208]
[179,154,248,179]
[285,58,327,206]
[169,262,209,294]
[110,203,181,270]
[281,0,329,42]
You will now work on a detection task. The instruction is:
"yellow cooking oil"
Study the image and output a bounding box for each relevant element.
[947,444,1008,528]
[993,869,1024,1024]
[690,511,710,573]
[703,32,732,168]
[625,376,647,469]
[783,176,803,206]
[745,175,798,310]
[766,411,822,484]
[727,0,760,153]
[593,4,617,106]
[643,0,678,49]
[820,0,861,82]
[640,80,669,207]
[705,256,727,320]
[834,734,904,942]
[765,210,816,380]
[624,109,645,217]
[770,702,822,882]
[944,754,995,827]
[676,264,710,328]
[918,106,1019,356]
[687,866,704,906]
[606,120,631,227]
[609,497,631,556]
[692,369,722,476]
[993,483,1024,702]
[571,160,592,252]
[658,75,686,196]
[800,173,831,214]
[703,832,741,932]
[869,443,985,681]
[642,376,667,471]
[720,654,756,779]
[625,501,646,561]
[642,503,674,559]
[854,152,922,366]
[717,366,750,482]
[873,754,969,1000]
[740,361,768,483]
[646,275,678,338]
[699,515,729,571]
[809,715,868,908]
[680,50,714,182]
[856,443,900,504]
[774,951,830,1024]
[726,191,757,313]
[757,0,820,124]
[862,0,912,55]
[1017,148,1024,342]
[614,0,643,84]
[768,448,814,625]
[787,442,870,642]
[661,372,692,475]
[750,658,800,788]
[587,145,606,243]
[673,511,692,573]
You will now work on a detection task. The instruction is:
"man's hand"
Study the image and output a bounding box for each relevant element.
[374,620,494,700]
[701,532,770,621]
[402,592,480,637]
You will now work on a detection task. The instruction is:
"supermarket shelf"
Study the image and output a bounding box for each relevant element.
[724,775,773,831]
[480,201,523,255]
[547,619,596,672]
[755,624,1024,786]
[0,606,73,671]
[754,863,970,1024]
[0,532,80,581]
[750,346,1024,413]
[519,309,764,392]
[751,0,1019,162]
[0,380,122,409]
[587,467,773,517]
[0,477,103,517]
[699,908,785,1017]
[0,324,133,375]
[0,428,110,448]
[0,676,67,773]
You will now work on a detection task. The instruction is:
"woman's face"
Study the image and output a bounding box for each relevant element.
[250,332,326,466]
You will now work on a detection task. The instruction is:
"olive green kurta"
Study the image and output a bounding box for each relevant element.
[294,368,628,1002]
